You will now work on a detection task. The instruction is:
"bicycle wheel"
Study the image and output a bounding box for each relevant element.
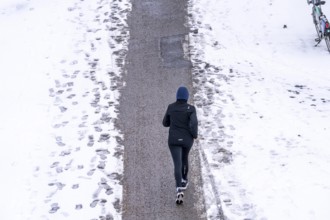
[313,11,322,38]
[314,22,322,38]
[325,36,330,53]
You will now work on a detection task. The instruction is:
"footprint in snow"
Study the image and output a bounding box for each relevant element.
[99,214,114,220]
[75,204,83,210]
[62,73,70,78]
[96,149,110,158]
[49,203,60,214]
[64,160,73,170]
[90,199,99,208]
[50,182,65,190]
[72,70,79,77]
[88,61,98,69]
[70,60,78,65]
[99,179,113,195]
[59,106,67,113]
[99,199,107,205]
[99,133,110,142]
[59,150,71,157]
[99,154,107,160]
[107,172,122,181]
[88,135,94,147]
[99,177,107,185]
[53,123,62,128]
[67,7,75,12]
[81,114,89,121]
[67,94,76,99]
[56,167,63,173]
[50,161,59,168]
[79,121,87,128]
[95,106,101,114]
[87,169,95,176]
[94,126,102,132]
[105,188,113,195]
[49,88,55,97]
[97,161,106,169]
[62,121,69,126]
[55,136,66,147]
[100,113,111,122]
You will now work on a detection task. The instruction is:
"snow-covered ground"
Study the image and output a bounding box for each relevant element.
[0,0,130,219]
[188,0,330,219]
[2,0,330,219]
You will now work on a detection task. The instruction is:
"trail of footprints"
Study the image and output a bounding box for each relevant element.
[45,0,129,218]
[190,56,235,164]
[188,8,236,163]
[189,9,257,217]
[287,85,330,109]
[189,8,330,218]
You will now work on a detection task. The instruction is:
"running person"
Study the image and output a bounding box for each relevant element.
[162,86,198,204]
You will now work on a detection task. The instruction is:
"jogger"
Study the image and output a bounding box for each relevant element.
[163,86,198,202]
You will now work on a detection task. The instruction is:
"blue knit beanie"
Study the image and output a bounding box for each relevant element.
[176,86,189,101]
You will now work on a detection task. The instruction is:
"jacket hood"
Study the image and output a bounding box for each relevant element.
[176,86,189,101]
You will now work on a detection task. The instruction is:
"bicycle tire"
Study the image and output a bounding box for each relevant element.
[314,21,322,39]
[315,25,322,38]
[325,36,330,53]
[312,6,322,39]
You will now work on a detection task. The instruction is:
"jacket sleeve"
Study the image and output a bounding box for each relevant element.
[189,107,198,139]
[162,106,170,127]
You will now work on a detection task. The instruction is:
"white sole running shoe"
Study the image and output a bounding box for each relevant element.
[176,192,184,205]
[181,180,189,190]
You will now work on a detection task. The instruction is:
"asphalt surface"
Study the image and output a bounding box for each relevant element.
[119,0,207,219]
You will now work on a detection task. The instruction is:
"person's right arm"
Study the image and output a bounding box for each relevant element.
[162,106,170,127]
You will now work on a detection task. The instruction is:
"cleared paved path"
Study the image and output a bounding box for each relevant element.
[119,0,206,219]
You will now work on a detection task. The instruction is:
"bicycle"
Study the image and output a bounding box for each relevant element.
[307,0,330,52]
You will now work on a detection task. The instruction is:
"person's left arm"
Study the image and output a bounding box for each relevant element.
[189,106,198,139]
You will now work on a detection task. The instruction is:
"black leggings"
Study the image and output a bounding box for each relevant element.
[169,145,192,188]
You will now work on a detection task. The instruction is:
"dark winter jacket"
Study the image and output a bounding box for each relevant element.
[162,100,198,147]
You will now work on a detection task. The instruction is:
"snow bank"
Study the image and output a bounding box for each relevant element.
[0,0,131,219]
[188,0,330,219]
